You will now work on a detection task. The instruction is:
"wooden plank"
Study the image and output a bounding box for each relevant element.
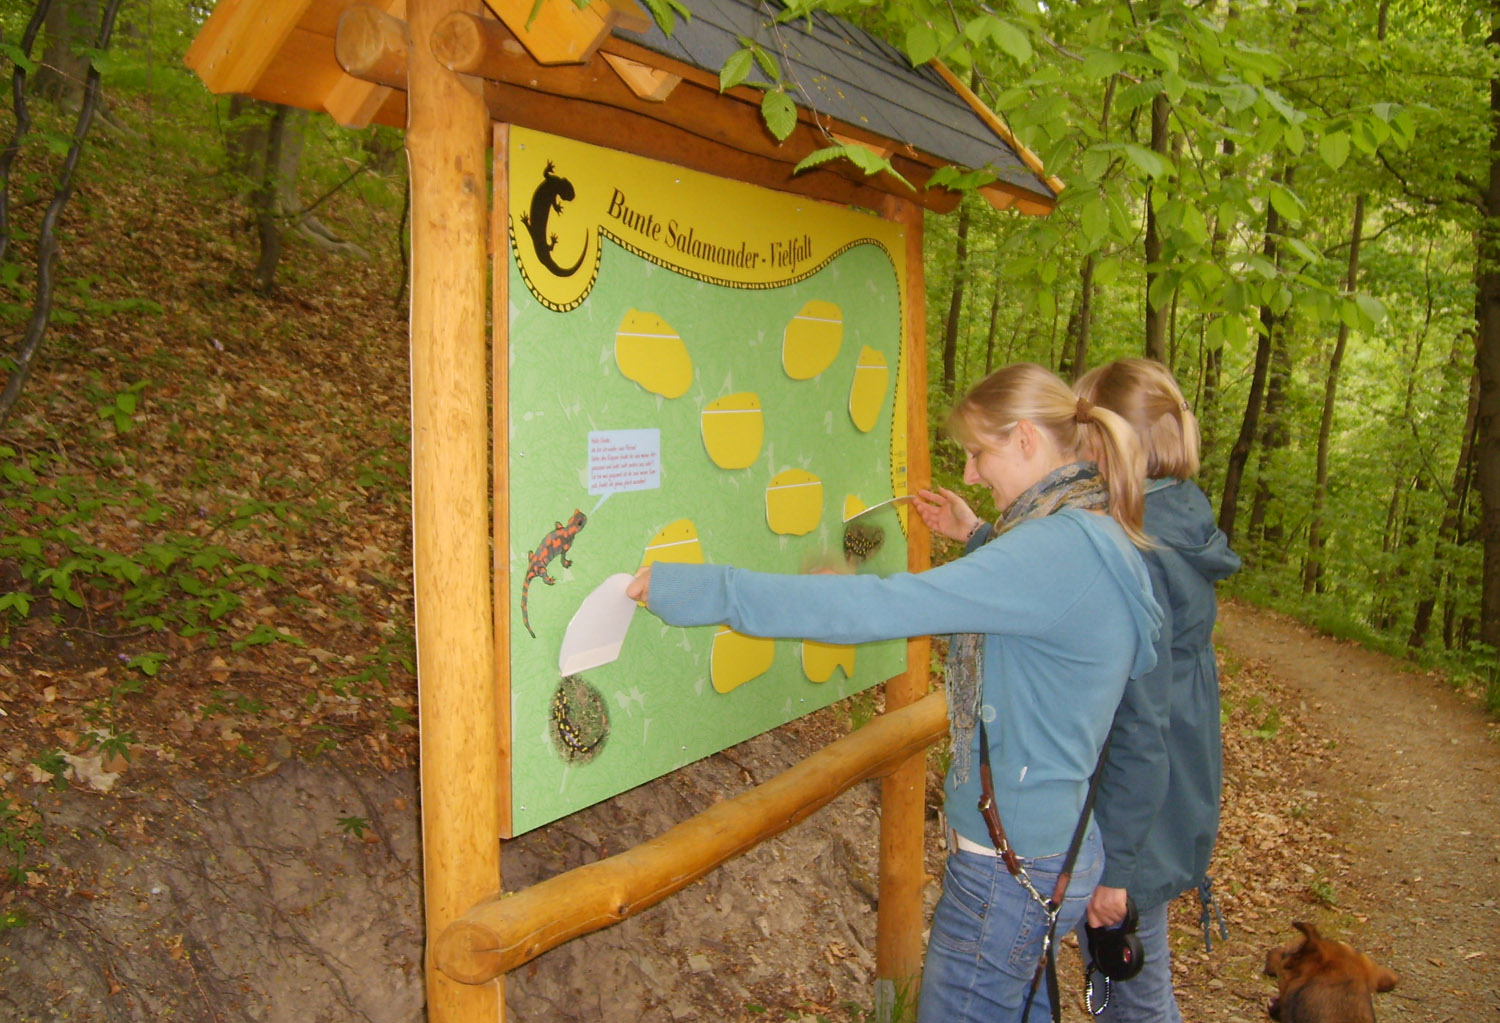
[184,0,316,95]
[323,74,397,127]
[480,80,944,211]
[433,691,950,982]
[600,51,680,102]
[493,121,514,837]
[405,0,503,1018]
[242,28,349,108]
[875,195,932,1007]
[481,0,645,65]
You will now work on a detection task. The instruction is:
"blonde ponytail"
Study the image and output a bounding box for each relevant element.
[1074,358,1201,479]
[949,363,1149,546]
[1075,401,1148,546]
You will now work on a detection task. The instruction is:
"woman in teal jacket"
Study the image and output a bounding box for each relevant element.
[1072,358,1241,1023]
[629,363,1162,1023]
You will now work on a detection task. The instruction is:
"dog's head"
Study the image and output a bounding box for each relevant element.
[1264,922,1397,1022]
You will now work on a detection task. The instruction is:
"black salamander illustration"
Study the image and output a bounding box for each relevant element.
[521,162,586,277]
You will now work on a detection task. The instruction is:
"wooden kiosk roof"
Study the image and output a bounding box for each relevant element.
[187,0,1061,214]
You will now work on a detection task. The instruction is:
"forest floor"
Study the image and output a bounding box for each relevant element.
[2,107,1498,1020]
[2,597,1497,1022]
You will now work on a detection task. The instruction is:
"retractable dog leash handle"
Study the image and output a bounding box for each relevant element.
[1084,895,1145,1014]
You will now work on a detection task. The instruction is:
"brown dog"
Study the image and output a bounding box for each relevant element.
[1264,922,1398,1022]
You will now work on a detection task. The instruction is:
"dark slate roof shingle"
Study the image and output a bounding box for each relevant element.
[614,0,1054,198]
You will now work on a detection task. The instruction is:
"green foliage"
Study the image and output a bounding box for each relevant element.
[1309,877,1338,907]
[0,797,44,885]
[30,751,69,791]
[336,815,371,839]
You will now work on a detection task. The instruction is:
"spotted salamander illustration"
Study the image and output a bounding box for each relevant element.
[550,674,608,763]
[521,509,587,638]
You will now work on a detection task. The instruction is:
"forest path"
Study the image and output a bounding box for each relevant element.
[1202,601,1500,1022]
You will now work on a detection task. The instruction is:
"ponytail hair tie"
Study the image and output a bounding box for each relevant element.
[1181,400,1191,411]
[1074,396,1093,423]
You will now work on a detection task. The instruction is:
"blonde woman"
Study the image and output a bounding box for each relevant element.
[1072,358,1240,1023]
[629,363,1162,1023]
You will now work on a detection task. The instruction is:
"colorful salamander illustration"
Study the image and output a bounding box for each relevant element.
[521,509,587,638]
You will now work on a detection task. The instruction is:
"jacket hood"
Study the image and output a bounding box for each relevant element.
[1061,508,1164,679]
[1146,479,1241,583]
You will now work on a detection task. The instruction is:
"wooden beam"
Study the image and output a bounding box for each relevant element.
[930,59,1064,204]
[831,131,895,161]
[405,0,502,1019]
[336,8,974,209]
[422,15,958,210]
[481,0,649,65]
[874,196,932,1010]
[433,690,949,983]
[481,80,948,212]
[184,0,315,95]
[335,4,411,90]
[323,0,408,125]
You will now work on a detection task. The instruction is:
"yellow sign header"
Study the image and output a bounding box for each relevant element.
[506,127,906,311]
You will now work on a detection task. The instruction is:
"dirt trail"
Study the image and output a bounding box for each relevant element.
[1205,601,1500,1022]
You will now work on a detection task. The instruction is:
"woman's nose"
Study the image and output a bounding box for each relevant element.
[962,457,979,485]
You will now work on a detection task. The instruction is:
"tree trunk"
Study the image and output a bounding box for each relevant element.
[1218,169,1284,547]
[1304,194,1366,593]
[1411,345,1480,650]
[37,0,100,110]
[983,276,1000,376]
[0,0,121,429]
[1247,325,1289,554]
[250,103,290,295]
[940,201,971,395]
[1475,9,1500,648]
[1062,253,1095,380]
[1143,91,1170,361]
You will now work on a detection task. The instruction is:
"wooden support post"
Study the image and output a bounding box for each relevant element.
[875,197,932,1021]
[405,0,501,1020]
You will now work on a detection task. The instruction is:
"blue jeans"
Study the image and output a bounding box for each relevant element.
[1076,898,1181,1023]
[918,829,1103,1023]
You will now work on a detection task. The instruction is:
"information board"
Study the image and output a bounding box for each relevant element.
[505,127,911,834]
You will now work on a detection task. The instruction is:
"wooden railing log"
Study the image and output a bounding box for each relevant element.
[434,690,949,984]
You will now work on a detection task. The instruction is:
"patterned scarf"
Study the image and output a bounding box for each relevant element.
[945,461,1109,784]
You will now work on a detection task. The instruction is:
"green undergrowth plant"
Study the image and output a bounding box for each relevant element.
[0,796,44,886]
[323,625,416,703]
[0,435,372,663]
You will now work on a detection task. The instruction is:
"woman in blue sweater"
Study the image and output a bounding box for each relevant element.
[1070,358,1240,1022]
[628,363,1162,1023]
